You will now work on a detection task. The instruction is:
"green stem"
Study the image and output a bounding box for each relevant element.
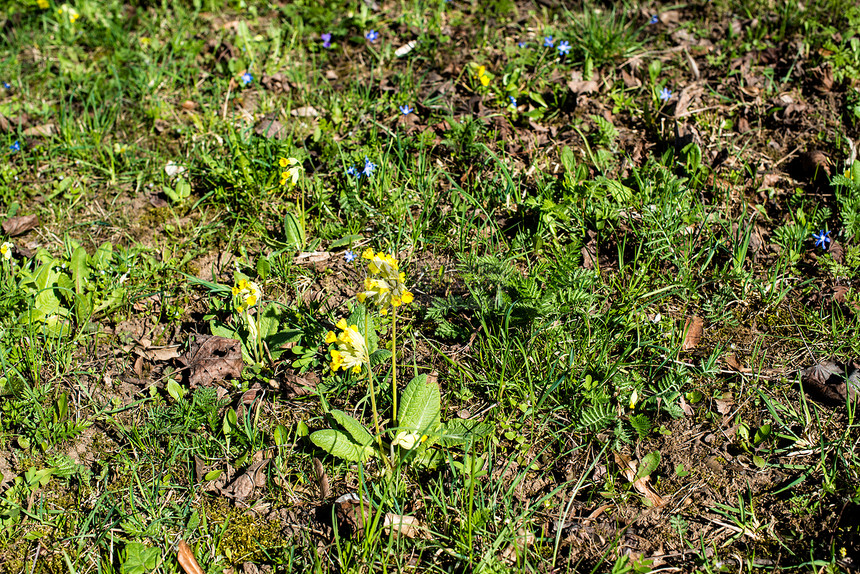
[364,312,381,438]
[391,306,398,425]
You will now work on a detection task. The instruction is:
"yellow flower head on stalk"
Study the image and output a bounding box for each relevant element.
[476,65,490,87]
[279,157,302,187]
[0,242,13,261]
[57,4,80,23]
[37,0,49,9]
[232,278,262,313]
[356,248,414,315]
[325,318,370,374]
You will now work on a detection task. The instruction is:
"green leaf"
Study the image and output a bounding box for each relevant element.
[258,304,281,339]
[167,379,186,401]
[330,234,363,248]
[369,349,392,367]
[70,246,89,295]
[120,542,161,574]
[310,429,374,462]
[74,292,93,325]
[398,375,441,434]
[439,419,493,446]
[635,451,661,481]
[283,211,305,250]
[330,410,374,447]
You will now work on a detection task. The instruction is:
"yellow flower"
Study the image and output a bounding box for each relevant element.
[356,248,414,314]
[0,242,13,261]
[279,157,301,187]
[38,0,49,9]
[475,65,490,87]
[232,278,262,312]
[325,318,369,374]
[57,4,80,23]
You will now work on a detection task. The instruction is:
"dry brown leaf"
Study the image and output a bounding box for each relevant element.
[177,541,205,574]
[334,493,372,538]
[501,527,536,564]
[291,106,319,117]
[383,513,429,539]
[294,251,331,263]
[725,353,750,373]
[313,457,330,499]
[567,79,599,95]
[180,334,244,387]
[801,360,860,404]
[22,123,56,137]
[2,214,39,237]
[682,316,703,350]
[613,452,666,507]
[254,117,287,140]
[715,393,734,414]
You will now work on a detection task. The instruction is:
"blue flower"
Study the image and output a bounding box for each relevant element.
[557,40,571,55]
[812,230,832,250]
[363,156,376,177]
[241,72,253,85]
[508,96,517,107]
[649,15,659,24]
[659,87,672,102]
[518,41,526,48]
[543,36,554,47]
[399,104,413,115]
[321,32,332,48]
[2,82,10,89]
[345,250,357,263]
[346,166,360,178]
[9,140,20,152]
[365,30,379,42]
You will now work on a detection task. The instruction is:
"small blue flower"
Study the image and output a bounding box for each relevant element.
[557,40,570,55]
[399,104,413,115]
[812,230,832,250]
[659,87,672,102]
[363,156,376,177]
[2,82,10,89]
[518,41,526,48]
[543,36,554,47]
[346,166,359,178]
[649,15,659,24]
[508,96,517,107]
[9,140,20,152]
[345,250,357,263]
[365,30,379,43]
[321,32,332,48]
[241,72,253,85]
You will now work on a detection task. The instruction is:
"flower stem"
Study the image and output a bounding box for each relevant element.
[365,312,381,438]
[391,306,398,425]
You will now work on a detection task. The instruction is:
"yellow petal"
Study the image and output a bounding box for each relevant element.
[336,318,348,330]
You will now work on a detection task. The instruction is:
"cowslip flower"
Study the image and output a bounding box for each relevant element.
[399,104,413,115]
[10,140,20,152]
[321,32,332,48]
[363,157,376,177]
[476,65,490,87]
[1,241,13,260]
[365,30,379,42]
[392,430,426,449]
[325,318,369,374]
[279,157,302,187]
[557,40,570,55]
[57,4,80,23]
[357,248,414,314]
[241,72,253,85]
[659,87,672,101]
[543,36,554,47]
[232,279,262,312]
[812,230,831,250]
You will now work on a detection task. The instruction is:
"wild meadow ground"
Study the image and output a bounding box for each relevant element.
[2,0,860,572]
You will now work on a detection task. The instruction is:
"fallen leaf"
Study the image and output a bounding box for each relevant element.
[715,394,734,414]
[294,251,331,264]
[222,459,270,501]
[177,541,204,574]
[383,513,429,539]
[22,123,55,137]
[567,79,599,95]
[180,334,244,387]
[334,493,372,538]
[801,360,860,404]
[291,106,319,117]
[501,526,535,563]
[725,353,750,373]
[254,117,287,140]
[2,214,39,236]
[682,316,703,350]
[313,457,330,500]
[613,452,666,507]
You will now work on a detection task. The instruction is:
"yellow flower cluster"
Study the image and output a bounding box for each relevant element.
[476,65,490,87]
[57,4,80,23]
[325,318,369,374]
[0,242,13,261]
[37,0,49,9]
[279,157,301,187]
[232,278,262,313]
[356,248,414,315]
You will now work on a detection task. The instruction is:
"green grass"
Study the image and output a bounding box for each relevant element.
[2,0,860,572]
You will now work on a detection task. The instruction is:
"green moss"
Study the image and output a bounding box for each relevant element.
[204,497,283,564]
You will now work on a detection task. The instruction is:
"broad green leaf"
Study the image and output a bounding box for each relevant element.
[398,375,441,434]
[93,242,113,268]
[635,451,661,481]
[330,410,374,448]
[283,211,305,250]
[369,349,392,367]
[70,246,89,295]
[74,292,93,325]
[121,542,161,574]
[330,234,363,248]
[311,429,374,462]
[439,420,493,446]
[167,379,185,401]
